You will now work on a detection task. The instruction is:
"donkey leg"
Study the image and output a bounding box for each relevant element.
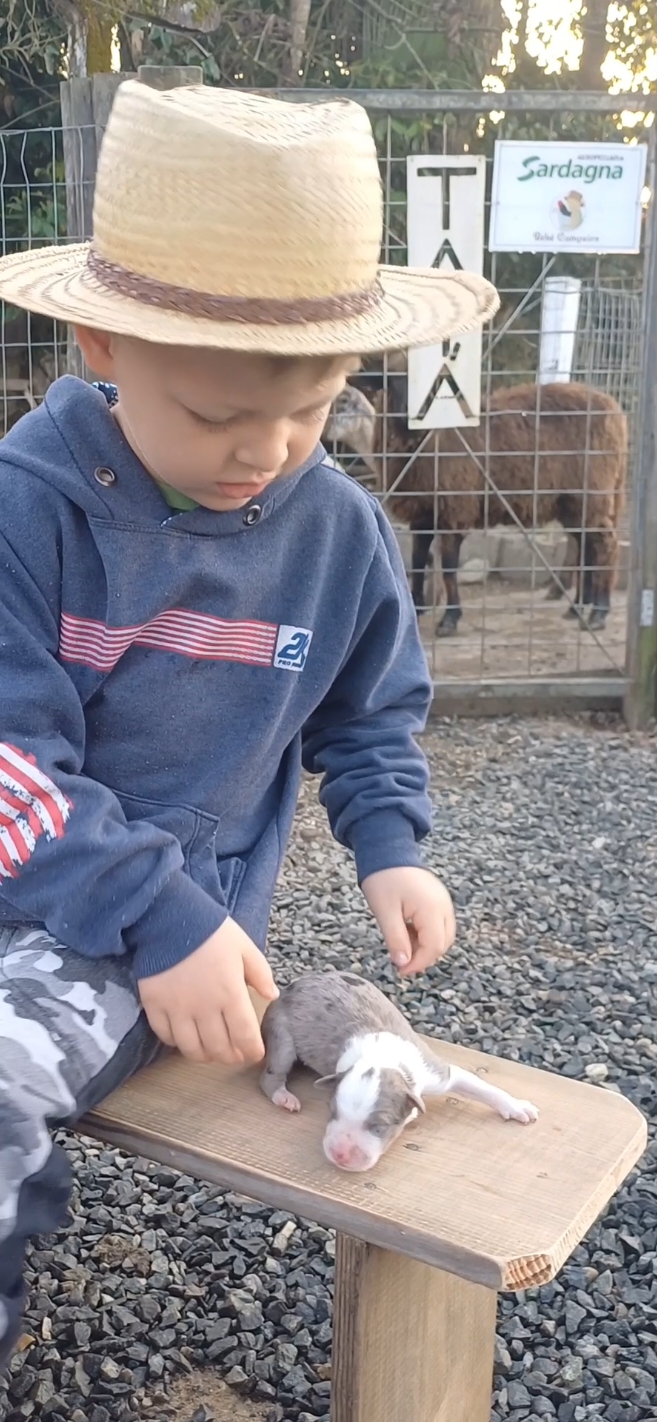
[437,532,464,638]
[410,511,435,615]
[588,529,615,630]
[565,532,590,619]
[547,532,575,601]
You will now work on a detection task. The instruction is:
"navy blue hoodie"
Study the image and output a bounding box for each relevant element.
[0,377,432,978]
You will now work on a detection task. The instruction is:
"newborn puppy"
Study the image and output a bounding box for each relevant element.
[260,970,538,1172]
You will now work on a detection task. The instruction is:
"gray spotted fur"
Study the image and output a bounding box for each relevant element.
[260,969,449,1099]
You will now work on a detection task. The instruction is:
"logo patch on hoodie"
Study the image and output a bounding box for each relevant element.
[273,626,313,671]
[59,611,313,674]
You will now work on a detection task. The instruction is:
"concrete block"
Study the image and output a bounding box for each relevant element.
[461,531,501,571]
[394,520,628,593]
[496,526,569,586]
[615,540,630,592]
[459,557,489,584]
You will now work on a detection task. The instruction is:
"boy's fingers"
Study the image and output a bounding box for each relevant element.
[198,1014,240,1065]
[144,1005,175,1049]
[405,911,452,972]
[440,895,456,948]
[242,940,280,1002]
[377,905,413,968]
[171,1018,213,1064]
[224,984,266,1063]
[405,931,442,973]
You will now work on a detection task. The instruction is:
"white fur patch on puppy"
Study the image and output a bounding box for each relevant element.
[336,1031,429,1099]
[333,1057,381,1123]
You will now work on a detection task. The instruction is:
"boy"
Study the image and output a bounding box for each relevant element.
[0,81,498,1362]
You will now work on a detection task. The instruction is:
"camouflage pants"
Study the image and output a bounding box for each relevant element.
[0,926,160,1368]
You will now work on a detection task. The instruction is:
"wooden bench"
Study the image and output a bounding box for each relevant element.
[81,1018,646,1422]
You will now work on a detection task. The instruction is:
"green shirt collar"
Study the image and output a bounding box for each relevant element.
[155,478,199,512]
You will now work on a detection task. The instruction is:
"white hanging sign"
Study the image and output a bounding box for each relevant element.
[489,140,647,254]
[406,154,486,429]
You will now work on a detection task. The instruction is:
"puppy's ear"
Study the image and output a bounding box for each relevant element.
[314,1072,344,1089]
[396,1067,426,1114]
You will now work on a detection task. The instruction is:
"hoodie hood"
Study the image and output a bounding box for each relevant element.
[2,375,323,537]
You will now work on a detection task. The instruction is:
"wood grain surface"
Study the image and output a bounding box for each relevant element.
[332,1235,497,1422]
[80,1022,646,1291]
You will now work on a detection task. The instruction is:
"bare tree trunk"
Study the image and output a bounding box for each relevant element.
[55,0,115,75]
[286,0,312,82]
[86,11,115,74]
[577,0,610,88]
[516,0,530,59]
[58,0,88,76]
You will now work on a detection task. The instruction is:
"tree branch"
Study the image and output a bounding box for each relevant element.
[577,0,610,89]
[129,6,224,37]
[285,0,311,83]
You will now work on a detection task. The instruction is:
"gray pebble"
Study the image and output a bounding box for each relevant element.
[508,1381,532,1408]
[223,1364,249,1390]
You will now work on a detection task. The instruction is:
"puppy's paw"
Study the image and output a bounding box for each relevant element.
[272,1087,302,1113]
[503,1097,539,1125]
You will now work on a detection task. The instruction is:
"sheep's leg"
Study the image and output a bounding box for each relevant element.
[546,533,575,601]
[565,532,591,620]
[437,533,463,638]
[588,530,614,630]
[410,510,435,615]
[565,530,612,629]
[581,534,594,607]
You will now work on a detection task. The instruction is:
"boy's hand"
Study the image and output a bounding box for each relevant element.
[137,918,278,1066]
[362,867,455,976]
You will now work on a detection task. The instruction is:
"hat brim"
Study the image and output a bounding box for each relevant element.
[0,243,498,355]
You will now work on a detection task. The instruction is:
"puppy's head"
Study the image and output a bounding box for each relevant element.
[320,1062,424,1172]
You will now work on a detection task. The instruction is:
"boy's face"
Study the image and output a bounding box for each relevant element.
[74,328,355,512]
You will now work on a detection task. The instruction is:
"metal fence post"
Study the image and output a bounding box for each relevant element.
[624,129,657,730]
[60,73,126,378]
[59,65,203,378]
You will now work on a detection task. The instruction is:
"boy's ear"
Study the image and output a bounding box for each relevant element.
[73,325,116,380]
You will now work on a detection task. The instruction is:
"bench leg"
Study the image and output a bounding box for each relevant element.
[332,1235,497,1422]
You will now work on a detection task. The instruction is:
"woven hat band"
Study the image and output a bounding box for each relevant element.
[86,249,385,326]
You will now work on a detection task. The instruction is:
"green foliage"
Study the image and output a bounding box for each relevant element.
[0,0,650,375]
[1,3,67,264]
[3,158,67,246]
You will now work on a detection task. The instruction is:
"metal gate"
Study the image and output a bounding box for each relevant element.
[317,90,657,720]
[1,82,656,721]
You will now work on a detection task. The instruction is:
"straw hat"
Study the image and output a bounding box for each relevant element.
[0,81,499,355]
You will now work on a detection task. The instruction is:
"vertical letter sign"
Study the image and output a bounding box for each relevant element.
[406,155,486,429]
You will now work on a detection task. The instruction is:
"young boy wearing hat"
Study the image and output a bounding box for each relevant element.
[0,82,498,1361]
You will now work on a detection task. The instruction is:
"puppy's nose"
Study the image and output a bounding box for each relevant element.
[331,1142,369,1171]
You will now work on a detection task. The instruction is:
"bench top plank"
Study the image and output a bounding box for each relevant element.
[81,1036,646,1291]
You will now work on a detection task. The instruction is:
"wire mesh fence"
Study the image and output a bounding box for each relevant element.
[0,123,68,434]
[322,99,651,697]
[0,85,654,708]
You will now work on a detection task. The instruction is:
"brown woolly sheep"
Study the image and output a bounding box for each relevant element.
[341,375,627,636]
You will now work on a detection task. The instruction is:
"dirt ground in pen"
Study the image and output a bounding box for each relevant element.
[418,582,627,681]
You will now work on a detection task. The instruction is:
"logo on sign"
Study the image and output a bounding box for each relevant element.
[274,626,313,671]
[551,191,585,233]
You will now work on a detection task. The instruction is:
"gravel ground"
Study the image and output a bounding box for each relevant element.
[2,715,656,1422]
